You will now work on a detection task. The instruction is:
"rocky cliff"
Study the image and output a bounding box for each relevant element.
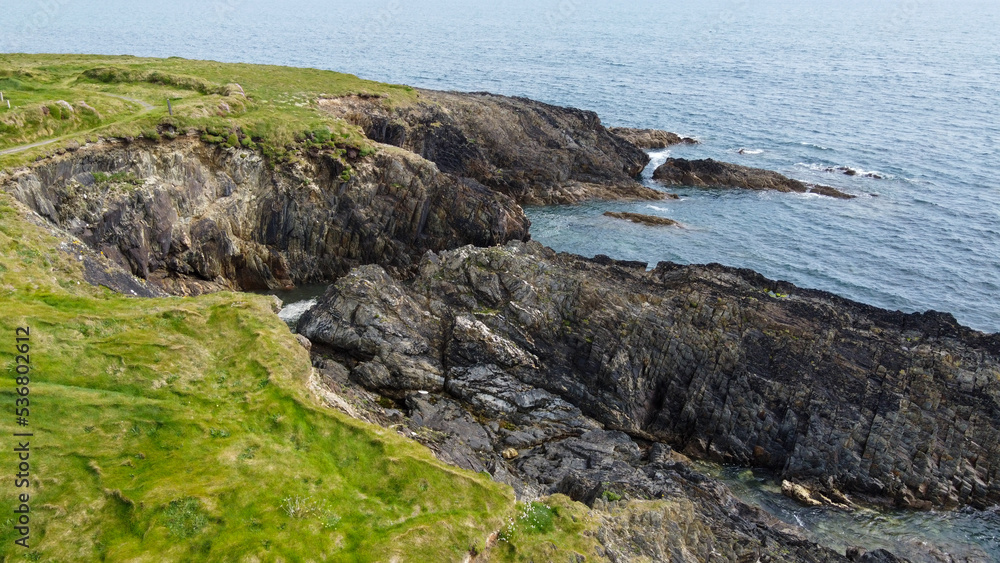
[300,242,1000,512]
[320,91,663,204]
[4,137,528,294]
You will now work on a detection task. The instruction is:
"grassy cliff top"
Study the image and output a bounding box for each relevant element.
[0,54,419,170]
[0,55,610,561]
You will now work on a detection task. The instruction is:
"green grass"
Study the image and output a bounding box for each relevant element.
[0,193,516,561]
[0,54,420,169]
[489,495,603,562]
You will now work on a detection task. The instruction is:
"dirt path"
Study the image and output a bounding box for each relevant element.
[0,94,156,156]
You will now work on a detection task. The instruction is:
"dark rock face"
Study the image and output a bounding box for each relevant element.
[654,158,856,199]
[608,127,698,149]
[847,547,908,563]
[320,92,663,204]
[300,241,1000,511]
[5,138,529,294]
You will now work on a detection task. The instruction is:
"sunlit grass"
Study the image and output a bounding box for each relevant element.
[0,193,514,561]
[0,54,419,170]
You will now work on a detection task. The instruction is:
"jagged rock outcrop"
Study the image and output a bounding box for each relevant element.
[608,127,698,149]
[3,137,529,294]
[320,92,663,204]
[654,158,856,199]
[302,273,849,562]
[300,241,1000,512]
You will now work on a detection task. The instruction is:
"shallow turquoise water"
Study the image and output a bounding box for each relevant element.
[704,465,1000,562]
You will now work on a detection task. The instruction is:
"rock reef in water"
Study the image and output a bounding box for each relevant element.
[320,91,665,204]
[608,127,699,149]
[300,241,1000,512]
[603,211,680,227]
[654,157,856,199]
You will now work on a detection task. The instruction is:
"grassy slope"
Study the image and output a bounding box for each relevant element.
[0,192,521,561]
[0,54,419,169]
[0,55,613,562]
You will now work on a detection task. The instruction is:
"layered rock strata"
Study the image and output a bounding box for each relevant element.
[654,158,856,199]
[300,241,1000,511]
[608,127,698,149]
[4,137,529,294]
[320,92,663,204]
[302,274,851,561]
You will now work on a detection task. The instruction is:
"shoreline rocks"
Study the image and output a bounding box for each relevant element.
[603,211,680,227]
[608,127,698,149]
[654,157,856,199]
[300,241,1000,512]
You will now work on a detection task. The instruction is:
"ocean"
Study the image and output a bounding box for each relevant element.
[5,0,998,331]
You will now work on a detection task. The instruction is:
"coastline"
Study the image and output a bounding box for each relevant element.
[1,54,997,562]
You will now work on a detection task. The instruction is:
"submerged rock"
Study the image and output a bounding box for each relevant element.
[603,211,680,227]
[653,157,856,199]
[608,127,699,149]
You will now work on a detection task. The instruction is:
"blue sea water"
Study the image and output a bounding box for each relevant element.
[4,0,998,332]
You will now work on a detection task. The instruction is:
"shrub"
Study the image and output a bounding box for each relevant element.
[601,490,622,502]
[162,498,208,538]
[312,127,332,143]
[519,502,556,534]
[93,171,142,186]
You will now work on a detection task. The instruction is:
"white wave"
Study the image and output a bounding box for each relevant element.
[795,162,889,179]
[644,148,673,173]
[278,298,318,326]
[736,148,764,155]
[798,141,832,151]
[645,205,670,212]
[795,162,830,171]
